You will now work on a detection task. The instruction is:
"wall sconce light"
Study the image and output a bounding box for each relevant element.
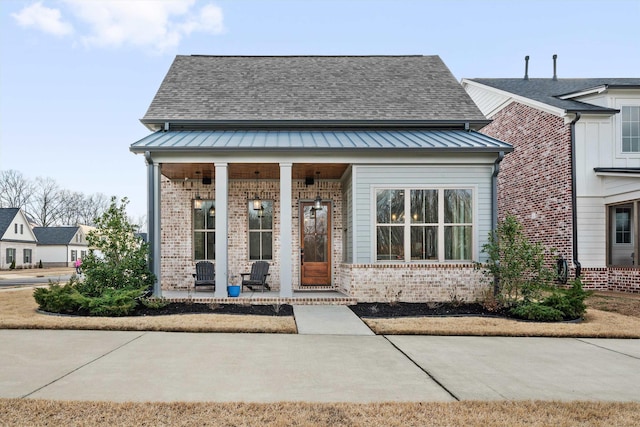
[252,171,262,210]
[313,171,322,210]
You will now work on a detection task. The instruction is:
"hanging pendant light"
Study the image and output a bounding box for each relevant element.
[313,171,322,210]
[252,171,262,210]
[194,195,203,210]
[208,205,215,217]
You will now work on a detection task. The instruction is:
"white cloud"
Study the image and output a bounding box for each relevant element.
[12,2,74,37]
[14,1,224,52]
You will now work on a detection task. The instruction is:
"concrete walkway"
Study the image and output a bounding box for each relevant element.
[294,305,374,335]
[1,330,639,403]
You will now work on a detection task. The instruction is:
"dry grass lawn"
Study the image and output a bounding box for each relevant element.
[0,288,297,334]
[1,399,639,426]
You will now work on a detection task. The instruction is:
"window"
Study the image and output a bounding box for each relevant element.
[6,248,16,264]
[376,188,473,262]
[608,201,639,266]
[248,201,273,260]
[194,200,215,260]
[71,250,77,263]
[622,106,640,153]
[20,224,23,234]
[81,250,87,259]
[14,224,17,234]
[24,249,32,263]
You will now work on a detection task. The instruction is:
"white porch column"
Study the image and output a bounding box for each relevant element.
[279,163,293,297]
[145,152,161,297]
[214,162,228,298]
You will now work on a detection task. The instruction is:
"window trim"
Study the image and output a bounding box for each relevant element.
[6,248,16,264]
[247,200,274,261]
[23,248,32,264]
[607,200,640,267]
[617,103,640,158]
[193,199,216,261]
[373,185,477,263]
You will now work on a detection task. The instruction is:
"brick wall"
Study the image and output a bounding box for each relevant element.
[160,176,343,291]
[481,102,574,262]
[338,263,486,303]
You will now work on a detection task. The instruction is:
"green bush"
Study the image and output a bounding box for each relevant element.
[33,197,155,316]
[542,278,590,320]
[510,302,564,322]
[33,280,87,314]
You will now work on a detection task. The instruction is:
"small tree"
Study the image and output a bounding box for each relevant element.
[481,214,555,307]
[78,197,155,297]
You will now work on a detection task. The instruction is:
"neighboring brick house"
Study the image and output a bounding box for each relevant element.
[131,55,512,302]
[0,208,38,269]
[32,226,90,268]
[462,65,640,293]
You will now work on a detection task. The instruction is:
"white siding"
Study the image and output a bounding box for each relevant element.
[577,197,607,268]
[352,164,493,263]
[463,83,510,118]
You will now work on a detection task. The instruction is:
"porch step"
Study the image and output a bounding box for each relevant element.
[293,305,375,336]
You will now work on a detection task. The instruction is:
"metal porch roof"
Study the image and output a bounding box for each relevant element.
[130,129,512,152]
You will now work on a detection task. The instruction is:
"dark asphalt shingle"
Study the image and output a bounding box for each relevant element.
[32,227,79,245]
[0,208,20,236]
[142,55,487,123]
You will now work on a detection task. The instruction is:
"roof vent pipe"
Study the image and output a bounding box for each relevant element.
[524,55,529,80]
[552,54,558,81]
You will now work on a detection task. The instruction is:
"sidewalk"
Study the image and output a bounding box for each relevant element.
[0,267,74,280]
[1,329,638,403]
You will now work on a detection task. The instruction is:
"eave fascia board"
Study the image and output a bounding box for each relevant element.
[557,85,608,100]
[462,79,567,118]
[139,119,491,132]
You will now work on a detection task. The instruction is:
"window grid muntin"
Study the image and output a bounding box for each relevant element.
[375,187,474,262]
[193,200,215,261]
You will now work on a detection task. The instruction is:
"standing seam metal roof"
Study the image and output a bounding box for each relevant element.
[130,129,513,152]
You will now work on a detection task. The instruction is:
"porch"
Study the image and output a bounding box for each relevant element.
[161,289,357,305]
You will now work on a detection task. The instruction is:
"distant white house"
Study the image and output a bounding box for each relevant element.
[32,226,92,267]
[0,208,38,269]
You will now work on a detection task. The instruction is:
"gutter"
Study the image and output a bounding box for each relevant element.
[570,113,582,278]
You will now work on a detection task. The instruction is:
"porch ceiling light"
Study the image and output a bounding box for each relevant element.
[313,171,322,210]
[252,171,262,210]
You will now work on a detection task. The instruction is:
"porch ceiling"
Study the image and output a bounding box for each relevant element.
[161,163,350,180]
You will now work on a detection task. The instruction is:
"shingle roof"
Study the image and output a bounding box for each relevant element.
[142,55,487,125]
[468,78,640,113]
[32,227,79,245]
[0,208,20,236]
[131,129,512,152]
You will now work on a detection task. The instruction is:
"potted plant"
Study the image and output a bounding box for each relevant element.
[227,274,240,297]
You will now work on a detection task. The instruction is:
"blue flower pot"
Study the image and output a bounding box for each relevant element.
[227,285,240,297]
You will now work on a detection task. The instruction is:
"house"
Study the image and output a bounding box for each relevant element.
[0,208,38,269]
[130,55,513,301]
[462,57,640,293]
[32,226,90,268]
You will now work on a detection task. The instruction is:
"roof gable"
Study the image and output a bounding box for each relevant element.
[142,55,487,129]
[466,78,640,114]
[0,208,20,236]
[33,227,81,245]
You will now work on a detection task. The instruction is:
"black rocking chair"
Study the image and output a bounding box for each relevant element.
[192,261,215,291]
[241,261,270,292]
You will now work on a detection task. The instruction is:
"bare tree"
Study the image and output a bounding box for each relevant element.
[27,177,65,227]
[0,170,33,208]
[79,193,109,226]
[57,190,85,225]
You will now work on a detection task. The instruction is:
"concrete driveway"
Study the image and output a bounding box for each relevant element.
[1,330,638,403]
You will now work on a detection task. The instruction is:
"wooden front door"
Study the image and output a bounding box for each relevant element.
[300,202,331,286]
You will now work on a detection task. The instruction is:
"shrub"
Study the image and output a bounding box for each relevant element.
[510,302,564,322]
[33,197,155,316]
[33,279,87,314]
[542,278,590,320]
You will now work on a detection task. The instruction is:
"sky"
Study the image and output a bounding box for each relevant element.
[1,0,639,225]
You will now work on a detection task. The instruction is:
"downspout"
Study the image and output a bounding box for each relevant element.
[570,113,582,278]
[492,151,505,295]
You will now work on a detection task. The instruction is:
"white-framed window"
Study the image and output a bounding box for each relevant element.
[20,224,23,234]
[608,200,639,266]
[248,200,273,260]
[622,106,640,153]
[375,188,474,262]
[14,224,17,234]
[24,249,32,263]
[6,248,16,264]
[194,200,215,260]
[71,250,77,263]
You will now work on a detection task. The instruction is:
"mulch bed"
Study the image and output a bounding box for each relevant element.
[133,302,293,317]
[349,302,509,319]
